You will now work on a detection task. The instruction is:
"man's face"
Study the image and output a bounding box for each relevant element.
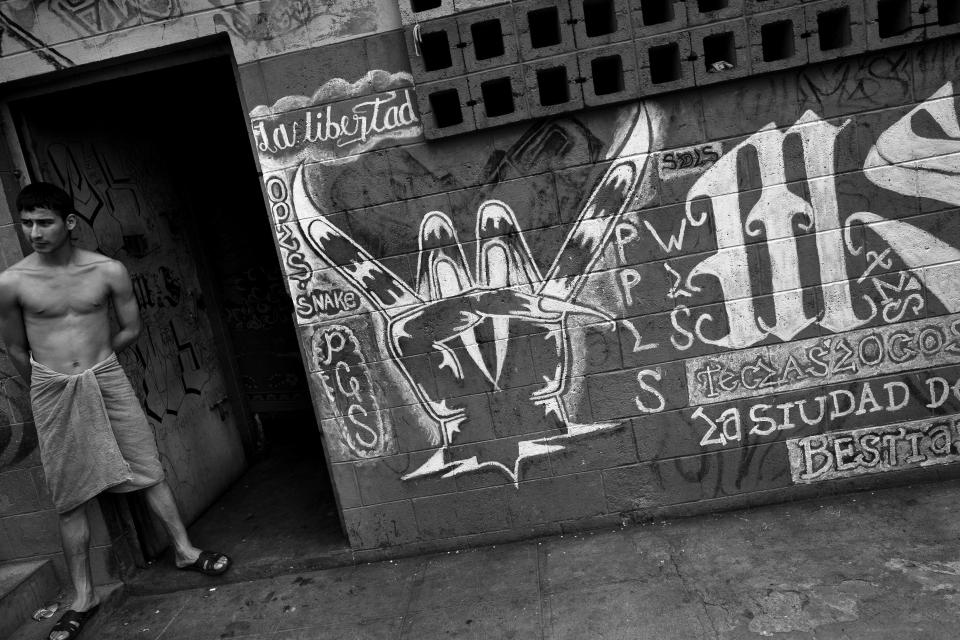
[19,207,75,253]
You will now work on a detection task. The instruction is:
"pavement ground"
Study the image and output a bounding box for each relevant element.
[13,477,960,640]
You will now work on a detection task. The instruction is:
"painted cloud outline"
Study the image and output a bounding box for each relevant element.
[250,69,414,117]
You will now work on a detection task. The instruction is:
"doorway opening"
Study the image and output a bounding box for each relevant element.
[7,50,349,585]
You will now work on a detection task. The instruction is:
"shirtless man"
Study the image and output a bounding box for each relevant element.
[0,183,230,640]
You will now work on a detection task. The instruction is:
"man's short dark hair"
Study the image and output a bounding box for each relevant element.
[16,182,76,220]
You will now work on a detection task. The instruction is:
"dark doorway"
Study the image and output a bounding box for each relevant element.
[8,52,348,583]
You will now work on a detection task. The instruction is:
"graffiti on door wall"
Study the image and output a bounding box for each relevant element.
[0,0,183,69]
[0,0,378,73]
[270,74,960,485]
[40,140,216,424]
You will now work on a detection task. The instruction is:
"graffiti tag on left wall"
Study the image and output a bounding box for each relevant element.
[312,324,388,457]
[252,70,421,169]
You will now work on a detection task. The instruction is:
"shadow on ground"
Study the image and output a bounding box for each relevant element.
[17,478,960,639]
[128,424,351,595]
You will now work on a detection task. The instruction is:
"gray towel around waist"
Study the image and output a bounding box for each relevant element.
[30,353,152,513]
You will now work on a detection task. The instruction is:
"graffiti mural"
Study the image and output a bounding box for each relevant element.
[300,104,648,482]
[262,49,960,495]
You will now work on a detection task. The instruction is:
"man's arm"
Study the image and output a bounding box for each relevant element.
[0,272,31,384]
[106,260,141,353]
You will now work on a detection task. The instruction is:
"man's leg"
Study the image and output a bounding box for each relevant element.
[56,503,99,636]
[140,480,227,571]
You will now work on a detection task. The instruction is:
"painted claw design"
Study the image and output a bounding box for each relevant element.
[289,104,655,484]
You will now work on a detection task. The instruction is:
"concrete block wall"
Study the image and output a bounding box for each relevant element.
[249,26,960,556]
[3,0,960,563]
[405,0,958,138]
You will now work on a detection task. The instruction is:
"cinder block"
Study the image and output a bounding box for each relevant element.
[405,18,466,83]
[570,0,634,46]
[398,0,456,26]
[748,6,809,74]
[416,77,478,139]
[0,510,60,560]
[744,0,795,13]
[454,0,510,10]
[458,5,520,72]
[865,0,926,49]
[515,0,578,60]
[0,470,40,517]
[804,0,867,64]
[925,0,960,38]
[413,486,509,538]
[630,0,688,36]
[522,53,586,118]
[507,472,607,526]
[343,500,420,548]
[637,30,697,94]
[578,42,639,106]
[687,0,745,26]
[467,66,531,128]
[691,18,751,85]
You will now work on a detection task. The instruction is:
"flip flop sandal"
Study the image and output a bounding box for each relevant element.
[179,550,231,576]
[48,605,99,640]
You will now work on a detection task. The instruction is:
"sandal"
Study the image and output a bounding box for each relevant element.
[179,550,231,576]
[48,605,99,640]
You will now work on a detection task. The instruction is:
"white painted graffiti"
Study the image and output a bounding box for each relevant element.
[251,71,421,170]
[285,104,655,483]
[687,314,960,405]
[670,83,960,352]
[262,74,960,488]
[311,324,389,457]
[695,378,912,448]
[787,415,960,483]
[253,89,418,156]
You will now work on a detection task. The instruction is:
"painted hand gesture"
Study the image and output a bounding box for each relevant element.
[292,105,653,482]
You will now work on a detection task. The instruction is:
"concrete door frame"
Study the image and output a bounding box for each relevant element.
[0,35,316,571]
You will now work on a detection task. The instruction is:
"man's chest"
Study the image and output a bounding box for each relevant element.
[20,273,110,318]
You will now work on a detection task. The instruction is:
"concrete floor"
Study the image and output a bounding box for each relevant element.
[125,431,351,594]
[15,478,960,639]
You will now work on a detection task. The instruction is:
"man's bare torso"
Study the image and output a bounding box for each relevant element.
[6,249,116,374]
